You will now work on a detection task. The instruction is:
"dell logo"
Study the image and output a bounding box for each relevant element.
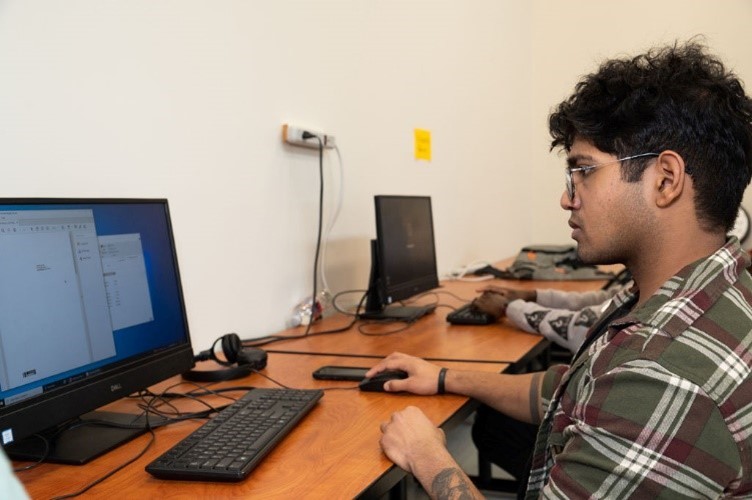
[110,383,123,392]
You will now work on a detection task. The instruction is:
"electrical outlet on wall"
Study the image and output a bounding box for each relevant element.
[282,124,335,149]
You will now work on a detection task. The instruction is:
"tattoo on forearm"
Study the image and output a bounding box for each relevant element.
[431,468,474,500]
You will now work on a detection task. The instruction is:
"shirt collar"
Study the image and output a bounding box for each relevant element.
[602,237,750,338]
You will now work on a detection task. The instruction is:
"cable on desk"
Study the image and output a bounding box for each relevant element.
[50,429,156,500]
[29,375,356,498]
[357,320,414,336]
[12,434,49,473]
[138,383,254,402]
[242,291,367,348]
[246,368,358,393]
[330,289,368,316]
[428,289,478,307]
[28,383,255,498]
[135,391,224,423]
[353,288,455,318]
[249,368,294,389]
[266,350,518,365]
[241,319,357,348]
[49,398,161,500]
[242,287,475,346]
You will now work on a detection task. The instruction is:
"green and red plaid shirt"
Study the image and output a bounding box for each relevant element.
[527,238,752,498]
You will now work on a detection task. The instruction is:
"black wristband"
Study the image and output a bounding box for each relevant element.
[437,367,448,395]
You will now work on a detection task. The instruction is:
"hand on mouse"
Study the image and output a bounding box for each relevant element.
[366,352,443,395]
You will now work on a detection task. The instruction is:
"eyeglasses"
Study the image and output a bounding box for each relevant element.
[564,152,659,202]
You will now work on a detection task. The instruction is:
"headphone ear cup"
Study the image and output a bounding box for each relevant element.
[235,347,268,370]
[183,334,267,382]
[217,333,242,366]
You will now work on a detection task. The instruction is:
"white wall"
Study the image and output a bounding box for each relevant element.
[1,1,750,351]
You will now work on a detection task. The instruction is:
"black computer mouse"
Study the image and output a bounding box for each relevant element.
[358,369,409,392]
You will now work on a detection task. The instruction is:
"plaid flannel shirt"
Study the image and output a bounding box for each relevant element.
[526,238,752,498]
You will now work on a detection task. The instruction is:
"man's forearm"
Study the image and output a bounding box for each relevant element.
[444,369,543,423]
[429,468,482,500]
[410,445,484,500]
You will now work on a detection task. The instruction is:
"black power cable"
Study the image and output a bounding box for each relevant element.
[301,131,324,336]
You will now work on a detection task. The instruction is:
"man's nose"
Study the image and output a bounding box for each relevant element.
[560,189,574,210]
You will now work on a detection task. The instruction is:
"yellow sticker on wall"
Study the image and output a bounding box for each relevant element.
[414,128,431,161]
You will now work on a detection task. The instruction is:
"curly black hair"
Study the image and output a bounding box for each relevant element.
[549,40,752,232]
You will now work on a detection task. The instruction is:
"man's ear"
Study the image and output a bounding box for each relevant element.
[652,150,687,208]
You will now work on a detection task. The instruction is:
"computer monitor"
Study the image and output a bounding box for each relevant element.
[361,195,439,321]
[0,198,195,464]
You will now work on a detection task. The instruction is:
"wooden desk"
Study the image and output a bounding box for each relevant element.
[16,266,614,498]
[16,353,507,499]
[262,274,613,370]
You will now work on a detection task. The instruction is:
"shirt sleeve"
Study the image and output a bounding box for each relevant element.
[541,362,740,498]
[539,364,568,417]
[535,288,619,310]
[506,299,603,353]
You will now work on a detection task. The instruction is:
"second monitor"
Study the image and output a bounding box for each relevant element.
[361,195,439,321]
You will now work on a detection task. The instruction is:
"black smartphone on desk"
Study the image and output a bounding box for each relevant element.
[312,366,369,381]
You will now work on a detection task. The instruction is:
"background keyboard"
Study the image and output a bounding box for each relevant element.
[146,387,323,482]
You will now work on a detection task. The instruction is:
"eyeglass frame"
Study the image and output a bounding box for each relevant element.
[564,152,660,202]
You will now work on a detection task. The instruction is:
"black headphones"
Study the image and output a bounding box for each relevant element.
[182,333,267,382]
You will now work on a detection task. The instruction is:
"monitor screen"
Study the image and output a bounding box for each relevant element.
[362,195,439,321]
[0,198,194,464]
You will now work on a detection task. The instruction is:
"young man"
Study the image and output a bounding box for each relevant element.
[367,41,752,498]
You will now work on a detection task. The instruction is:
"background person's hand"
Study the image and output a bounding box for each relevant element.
[471,286,536,318]
[476,285,536,302]
[471,292,509,318]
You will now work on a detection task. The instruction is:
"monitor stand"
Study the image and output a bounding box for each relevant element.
[359,304,436,322]
[5,411,167,465]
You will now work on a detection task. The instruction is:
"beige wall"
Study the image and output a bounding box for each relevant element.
[0,1,750,349]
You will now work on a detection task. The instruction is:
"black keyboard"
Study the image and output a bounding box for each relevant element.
[446,303,496,325]
[146,387,323,482]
